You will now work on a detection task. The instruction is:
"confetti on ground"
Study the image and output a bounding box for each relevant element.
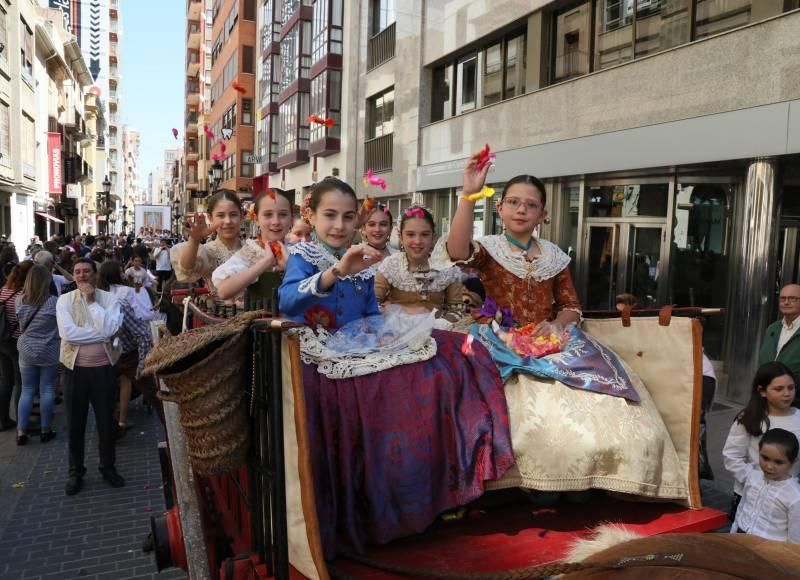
[11,482,25,489]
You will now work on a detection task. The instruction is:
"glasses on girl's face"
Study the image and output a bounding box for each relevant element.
[503,198,540,212]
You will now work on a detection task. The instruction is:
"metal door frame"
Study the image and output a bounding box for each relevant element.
[581,221,668,309]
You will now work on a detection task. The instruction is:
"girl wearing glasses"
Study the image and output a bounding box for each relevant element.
[438,150,688,505]
[374,206,464,323]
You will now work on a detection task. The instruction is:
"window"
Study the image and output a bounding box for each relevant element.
[504,33,525,98]
[242,98,253,125]
[260,53,280,105]
[312,0,343,63]
[456,55,477,114]
[22,114,35,175]
[282,0,311,25]
[225,0,240,38]
[482,43,502,107]
[0,100,9,165]
[241,150,253,176]
[223,102,237,130]
[278,93,310,157]
[0,7,8,68]
[309,70,341,142]
[243,0,256,20]
[261,0,281,50]
[223,152,237,181]
[223,50,238,88]
[431,65,454,122]
[367,87,393,140]
[20,19,33,77]
[242,45,254,74]
[370,0,394,36]
[279,22,311,90]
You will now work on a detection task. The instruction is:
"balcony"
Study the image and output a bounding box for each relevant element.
[186,78,200,105]
[367,22,396,71]
[186,139,200,160]
[187,20,201,49]
[554,50,589,82]
[185,111,199,132]
[109,64,120,80]
[364,133,393,173]
[110,41,118,62]
[186,50,200,76]
[187,0,202,19]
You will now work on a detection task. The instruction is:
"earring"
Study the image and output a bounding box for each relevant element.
[543,217,551,225]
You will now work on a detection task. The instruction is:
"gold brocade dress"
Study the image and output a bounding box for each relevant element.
[432,235,691,503]
[374,253,465,318]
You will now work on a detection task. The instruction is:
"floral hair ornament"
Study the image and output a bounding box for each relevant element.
[461,186,496,202]
[363,169,387,190]
[244,201,257,222]
[404,207,426,219]
[477,143,496,170]
[362,196,376,212]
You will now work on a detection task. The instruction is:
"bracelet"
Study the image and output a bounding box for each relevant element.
[331,262,344,278]
[459,186,496,202]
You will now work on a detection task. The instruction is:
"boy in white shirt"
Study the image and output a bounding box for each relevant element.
[732,428,800,543]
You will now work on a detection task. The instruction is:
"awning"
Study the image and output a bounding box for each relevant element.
[35,211,65,224]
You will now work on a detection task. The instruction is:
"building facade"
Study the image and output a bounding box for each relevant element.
[410,0,800,402]
[122,126,139,232]
[45,0,123,225]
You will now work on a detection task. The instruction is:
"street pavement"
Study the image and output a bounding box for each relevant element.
[0,377,743,580]
[0,397,185,580]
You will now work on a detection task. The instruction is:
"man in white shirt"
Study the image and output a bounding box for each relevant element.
[152,238,173,292]
[56,258,124,495]
[759,284,800,405]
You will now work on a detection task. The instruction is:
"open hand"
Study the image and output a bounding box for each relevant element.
[337,244,384,276]
[186,212,218,243]
[462,150,492,197]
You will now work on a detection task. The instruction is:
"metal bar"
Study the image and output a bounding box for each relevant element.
[269,329,290,580]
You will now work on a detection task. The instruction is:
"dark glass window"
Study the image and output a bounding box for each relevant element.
[588,184,669,218]
[367,87,394,139]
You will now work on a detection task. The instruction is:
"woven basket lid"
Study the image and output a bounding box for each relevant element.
[142,309,267,377]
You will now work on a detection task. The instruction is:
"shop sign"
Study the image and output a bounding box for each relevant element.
[47,132,62,195]
[66,184,81,199]
[243,153,263,164]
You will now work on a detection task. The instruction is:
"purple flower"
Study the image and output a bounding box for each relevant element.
[476,297,515,327]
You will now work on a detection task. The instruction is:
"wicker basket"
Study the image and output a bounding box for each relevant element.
[143,310,265,476]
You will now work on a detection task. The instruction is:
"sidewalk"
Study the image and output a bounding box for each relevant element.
[0,398,184,580]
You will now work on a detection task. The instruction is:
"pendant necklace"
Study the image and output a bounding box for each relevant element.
[504,232,533,253]
[408,257,431,302]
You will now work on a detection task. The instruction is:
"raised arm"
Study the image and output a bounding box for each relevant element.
[214,244,281,301]
[447,151,492,261]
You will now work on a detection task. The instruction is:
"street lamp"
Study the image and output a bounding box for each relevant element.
[209,160,223,192]
[121,204,128,234]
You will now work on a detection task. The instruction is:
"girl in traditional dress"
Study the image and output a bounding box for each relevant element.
[213,189,293,304]
[278,177,513,558]
[170,190,244,298]
[375,206,464,322]
[360,202,394,258]
[440,150,689,502]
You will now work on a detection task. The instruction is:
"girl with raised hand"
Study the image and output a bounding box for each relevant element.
[723,362,800,519]
[213,189,293,303]
[360,202,395,258]
[436,149,688,505]
[278,178,384,327]
[277,177,513,559]
[375,206,464,322]
[170,189,244,297]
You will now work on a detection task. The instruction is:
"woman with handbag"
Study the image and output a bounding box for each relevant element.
[0,261,32,431]
[15,265,60,445]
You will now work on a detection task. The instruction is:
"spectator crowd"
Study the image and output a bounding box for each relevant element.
[0,228,175,495]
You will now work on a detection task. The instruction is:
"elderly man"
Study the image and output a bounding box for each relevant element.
[33,250,73,296]
[56,257,124,495]
[759,283,800,404]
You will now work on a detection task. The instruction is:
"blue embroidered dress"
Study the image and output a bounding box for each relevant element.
[276,240,514,558]
[279,242,380,329]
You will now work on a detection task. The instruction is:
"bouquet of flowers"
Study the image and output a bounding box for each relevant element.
[496,322,569,358]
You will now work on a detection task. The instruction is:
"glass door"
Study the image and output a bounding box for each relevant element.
[582,222,665,311]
